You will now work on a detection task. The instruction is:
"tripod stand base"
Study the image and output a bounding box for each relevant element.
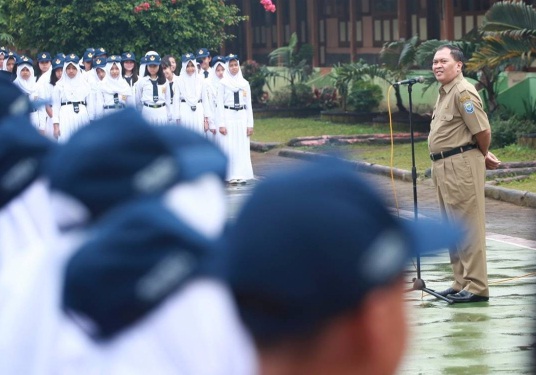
[411,278,454,304]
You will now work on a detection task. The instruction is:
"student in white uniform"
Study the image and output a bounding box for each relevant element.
[173,52,205,134]
[13,56,39,129]
[96,55,133,117]
[121,52,138,98]
[136,54,171,125]
[87,56,107,121]
[162,55,178,123]
[196,47,211,79]
[216,54,254,184]
[34,52,53,135]
[203,55,226,146]
[52,54,91,143]
[38,57,64,140]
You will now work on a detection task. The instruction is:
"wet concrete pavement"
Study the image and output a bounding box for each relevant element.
[228,150,536,374]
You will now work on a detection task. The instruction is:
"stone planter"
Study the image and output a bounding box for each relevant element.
[518,133,536,149]
[253,107,320,119]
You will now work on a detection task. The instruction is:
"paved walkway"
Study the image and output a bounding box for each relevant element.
[237,150,536,374]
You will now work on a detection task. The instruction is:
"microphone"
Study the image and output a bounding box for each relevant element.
[393,76,425,86]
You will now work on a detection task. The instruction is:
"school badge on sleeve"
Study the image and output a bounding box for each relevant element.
[463,100,475,114]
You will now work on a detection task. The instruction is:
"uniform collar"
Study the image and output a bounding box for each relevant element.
[441,73,464,94]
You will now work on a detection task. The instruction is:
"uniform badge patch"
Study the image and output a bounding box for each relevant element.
[463,100,474,114]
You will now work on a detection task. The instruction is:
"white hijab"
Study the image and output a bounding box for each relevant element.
[220,57,249,92]
[99,61,131,96]
[177,57,203,106]
[57,61,91,102]
[13,63,36,97]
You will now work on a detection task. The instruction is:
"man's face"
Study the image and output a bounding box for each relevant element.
[432,48,462,85]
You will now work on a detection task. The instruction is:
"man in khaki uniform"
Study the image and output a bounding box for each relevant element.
[429,45,501,303]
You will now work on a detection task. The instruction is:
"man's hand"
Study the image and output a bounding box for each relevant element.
[219,127,227,136]
[485,151,501,170]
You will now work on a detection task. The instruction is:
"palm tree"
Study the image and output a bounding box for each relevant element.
[379,35,421,112]
[267,32,311,106]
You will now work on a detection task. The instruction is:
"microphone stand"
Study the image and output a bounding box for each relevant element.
[404,82,453,304]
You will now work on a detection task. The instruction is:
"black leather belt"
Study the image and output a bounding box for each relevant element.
[430,144,478,161]
[61,101,86,106]
[103,104,125,109]
[224,105,246,111]
[143,103,165,109]
[180,99,202,103]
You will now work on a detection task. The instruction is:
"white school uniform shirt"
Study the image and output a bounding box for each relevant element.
[52,62,91,142]
[13,63,39,128]
[216,60,254,181]
[173,58,205,134]
[96,61,133,118]
[135,75,172,125]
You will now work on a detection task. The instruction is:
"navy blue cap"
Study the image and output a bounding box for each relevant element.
[45,108,227,220]
[63,198,214,339]
[55,52,66,59]
[95,47,107,57]
[0,77,31,120]
[82,50,94,62]
[52,57,64,70]
[37,52,51,62]
[93,57,106,69]
[139,56,147,65]
[145,54,161,66]
[0,114,56,208]
[65,54,80,64]
[0,47,7,55]
[195,48,210,59]
[181,53,195,63]
[6,51,18,61]
[121,52,136,62]
[17,55,33,66]
[225,53,239,62]
[210,55,225,67]
[224,158,464,345]
[106,55,121,64]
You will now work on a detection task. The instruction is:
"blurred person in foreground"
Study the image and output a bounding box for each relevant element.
[223,158,463,375]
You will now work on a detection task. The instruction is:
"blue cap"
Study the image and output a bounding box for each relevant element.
[93,57,106,69]
[139,56,147,65]
[223,158,464,345]
[0,114,56,208]
[37,52,52,62]
[65,54,80,64]
[145,54,161,66]
[106,55,121,64]
[82,50,94,62]
[210,55,225,67]
[195,47,210,59]
[181,52,195,63]
[52,57,65,70]
[95,47,107,57]
[6,51,18,61]
[121,52,136,62]
[0,47,7,56]
[225,53,239,62]
[17,55,33,66]
[45,108,227,220]
[63,198,215,339]
[55,52,66,59]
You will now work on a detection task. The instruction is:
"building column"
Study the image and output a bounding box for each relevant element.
[243,0,253,61]
[307,0,319,66]
[397,0,410,39]
[289,0,297,35]
[276,0,284,47]
[441,0,454,40]
[349,0,356,62]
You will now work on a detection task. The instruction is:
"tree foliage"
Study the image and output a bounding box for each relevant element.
[2,0,245,56]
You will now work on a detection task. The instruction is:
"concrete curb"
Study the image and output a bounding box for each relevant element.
[277,148,536,209]
[250,141,281,152]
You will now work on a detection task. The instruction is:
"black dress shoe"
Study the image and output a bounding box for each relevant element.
[435,287,459,297]
[447,290,489,303]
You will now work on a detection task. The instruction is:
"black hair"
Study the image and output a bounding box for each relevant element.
[122,59,138,85]
[436,44,465,64]
[144,64,166,85]
[50,66,62,86]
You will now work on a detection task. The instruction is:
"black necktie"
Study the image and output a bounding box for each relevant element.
[204,70,208,78]
[151,80,158,102]
[169,82,174,101]
[125,76,132,86]
[234,90,240,108]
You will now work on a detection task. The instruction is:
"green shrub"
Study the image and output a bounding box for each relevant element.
[346,80,383,113]
[268,83,314,108]
[490,115,536,148]
[241,60,268,106]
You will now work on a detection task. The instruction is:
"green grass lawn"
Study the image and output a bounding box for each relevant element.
[253,117,536,192]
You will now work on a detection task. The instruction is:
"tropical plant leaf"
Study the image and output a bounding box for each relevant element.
[482,1,536,38]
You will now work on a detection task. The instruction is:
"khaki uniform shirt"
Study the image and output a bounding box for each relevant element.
[428,73,490,153]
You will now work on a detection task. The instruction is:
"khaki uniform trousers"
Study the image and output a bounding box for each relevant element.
[431,148,489,297]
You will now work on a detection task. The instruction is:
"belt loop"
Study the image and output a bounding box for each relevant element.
[440,151,444,159]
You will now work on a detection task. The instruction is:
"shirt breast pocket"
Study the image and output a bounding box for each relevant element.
[441,114,454,121]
